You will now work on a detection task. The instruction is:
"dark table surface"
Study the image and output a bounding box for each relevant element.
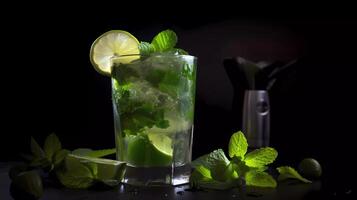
[0,162,350,200]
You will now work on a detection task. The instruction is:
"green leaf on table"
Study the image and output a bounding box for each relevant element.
[192,154,209,168]
[192,149,230,171]
[190,165,237,190]
[30,137,45,159]
[56,155,95,189]
[53,149,70,167]
[192,149,232,182]
[277,166,312,183]
[72,148,116,158]
[151,29,177,52]
[245,170,277,188]
[228,131,248,159]
[244,147,278,168]
[44,133,62,161]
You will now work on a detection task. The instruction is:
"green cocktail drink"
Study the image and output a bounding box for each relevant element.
[90,29,197,186]
[112,54,197,185]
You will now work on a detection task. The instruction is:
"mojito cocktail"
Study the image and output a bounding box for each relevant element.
[89,29,197,186]
[112,54,196,185]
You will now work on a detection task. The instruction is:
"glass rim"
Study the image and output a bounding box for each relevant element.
[111,54,197,60]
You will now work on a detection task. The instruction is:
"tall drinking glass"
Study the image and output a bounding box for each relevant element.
[111,54,197,186]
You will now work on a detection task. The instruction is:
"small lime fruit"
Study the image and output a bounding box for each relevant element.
[10,170,43,200]
[298,158,322,179]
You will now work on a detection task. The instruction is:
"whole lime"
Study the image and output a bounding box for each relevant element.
[8,164,28,180]
[298,158,322,179]
[10,170,43,200]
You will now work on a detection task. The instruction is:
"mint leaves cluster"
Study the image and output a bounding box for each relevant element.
[30,133,69,171]
[13,133,120,190]
[138,29,188,55]
[191,131,312,190]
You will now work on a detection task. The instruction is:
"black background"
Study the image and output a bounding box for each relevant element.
[1,4,356,195]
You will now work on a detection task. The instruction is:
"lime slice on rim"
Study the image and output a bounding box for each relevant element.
[90,30,140,76]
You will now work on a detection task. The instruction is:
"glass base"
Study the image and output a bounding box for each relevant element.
[122,164,191,186]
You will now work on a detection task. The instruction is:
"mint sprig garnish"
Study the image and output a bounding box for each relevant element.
[138,29,188,55]
[191,131,312,190]
[228,131,247,159]
[151,29,177,51]
[44,133,62,162]
[10,133,122,192]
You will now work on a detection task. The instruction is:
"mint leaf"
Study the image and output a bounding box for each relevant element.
[245,170,277,188]
[191,165,212,180]
[72,148,116,158]
[277,166,312,183]
[206,149,230,168]
[44,133,62,162]
[30,137,45,159]
[190,165,237,190]
[231,157,250,177]
[192,149,230,171]
[56,155,95,189]
[192,149,232,182]
[192,154,209,168]
[139,41,154,55]
[211,162,237,182]
[244,147,278,168]
[228,131,248,159]
[151,29,177,52]
[53,149,70,167]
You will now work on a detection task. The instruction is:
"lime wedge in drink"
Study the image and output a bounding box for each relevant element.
[68,154,126,180]
[147,133,173,156]
[90,30,140,76]
[127,134,173,166]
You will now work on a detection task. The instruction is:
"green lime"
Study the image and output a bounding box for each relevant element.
[67,154,126,181]
[298,158,322,179]
[147,132,173,156]
[90,30,140,76]
[127,134,173,167]
[10,170,43,200]
[8,164,28,180]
